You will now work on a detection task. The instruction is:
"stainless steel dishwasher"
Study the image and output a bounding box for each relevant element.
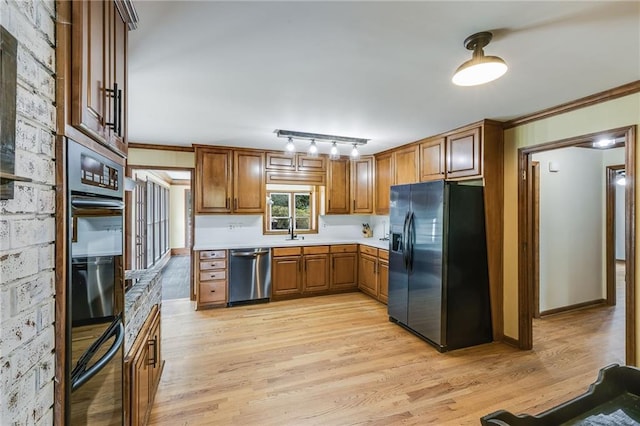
[228,248,271,306]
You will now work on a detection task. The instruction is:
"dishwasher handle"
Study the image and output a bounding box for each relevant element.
[231,250,270,258]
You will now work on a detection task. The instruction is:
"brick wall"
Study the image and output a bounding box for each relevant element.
[0,1,57,424]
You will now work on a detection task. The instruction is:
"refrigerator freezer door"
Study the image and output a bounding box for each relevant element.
[407,180,444,346]
[388,184,411,324]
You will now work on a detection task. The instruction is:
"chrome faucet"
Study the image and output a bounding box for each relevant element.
[288,216,297,240]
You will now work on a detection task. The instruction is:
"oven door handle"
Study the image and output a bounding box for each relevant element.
[71,320,124,392]
[71,196,124,210]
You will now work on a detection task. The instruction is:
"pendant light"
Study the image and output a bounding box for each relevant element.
[452,31,507,86]
[329,141,340,159]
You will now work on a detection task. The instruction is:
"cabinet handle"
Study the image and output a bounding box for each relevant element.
[148,337,157,368]
[353,199,355,211]
[210,289,216,293]
[299,259,302,272]
[226,197,230,209]
[116,87,122,137]
[328,200,331,210]
[234,198,238,210]
[105,83,119,135]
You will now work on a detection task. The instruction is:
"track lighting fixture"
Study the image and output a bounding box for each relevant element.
[274,129,369,159]
[452,31,507,86]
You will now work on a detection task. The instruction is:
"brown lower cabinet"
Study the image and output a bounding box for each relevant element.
[126,304,163,426]
[358,246,389,304]
[272,246,331,298]
[329,244,358,291]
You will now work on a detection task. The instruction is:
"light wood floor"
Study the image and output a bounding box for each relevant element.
[148,272,625,425]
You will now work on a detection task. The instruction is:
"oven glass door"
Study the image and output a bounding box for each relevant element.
[70,195,124,425]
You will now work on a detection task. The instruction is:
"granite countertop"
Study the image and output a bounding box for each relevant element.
[193,237,390,251]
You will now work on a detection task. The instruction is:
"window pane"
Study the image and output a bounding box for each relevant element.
[271,193,290,217]
[272,218,290,230]
[295,217,310,230]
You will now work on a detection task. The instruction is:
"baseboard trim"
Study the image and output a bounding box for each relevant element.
[171,248,191,256]
[540,299,606,318]
[502,335,520,349]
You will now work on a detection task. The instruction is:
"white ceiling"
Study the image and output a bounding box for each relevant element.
[127,1,640,156]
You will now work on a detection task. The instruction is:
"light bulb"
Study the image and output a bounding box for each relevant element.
[309,139,318,155]
[285,137,295,152]
[350,144,359,159]
[330,142,339,157]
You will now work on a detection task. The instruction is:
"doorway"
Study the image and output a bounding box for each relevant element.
[125,166,195,301]
[518,125,636,365]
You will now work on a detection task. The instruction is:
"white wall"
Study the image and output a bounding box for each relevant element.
[169,185,189,249]
[533,147,605,311]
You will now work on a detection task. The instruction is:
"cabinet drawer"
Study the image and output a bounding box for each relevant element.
[273,247,301,256]
[303,245,329,255]
[200,270,226,281]
[359,245,378,256]
[200,259,226,270]
[199,250,226,259]
[378,249,389,260]
[199,280,226,303]
[330,244,357,253]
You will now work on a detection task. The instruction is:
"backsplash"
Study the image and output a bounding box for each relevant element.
[194,214,390,247]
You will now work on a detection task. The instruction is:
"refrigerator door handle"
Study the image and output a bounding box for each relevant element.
[408,211,415,272]
[402,211,410,268]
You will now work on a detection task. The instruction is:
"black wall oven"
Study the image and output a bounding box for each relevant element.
[66,139,125,425]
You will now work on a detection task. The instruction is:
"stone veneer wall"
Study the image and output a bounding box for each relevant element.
[0,0,57,424]
[124,270,163,355]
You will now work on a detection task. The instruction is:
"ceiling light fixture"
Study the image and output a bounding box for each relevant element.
[308,139,318,156]
[274,129,369,160]
[285,137,295,153]
[452,31,507,86]
[593,139,616,148]
[350,144,360,159]
[330,141,339,159]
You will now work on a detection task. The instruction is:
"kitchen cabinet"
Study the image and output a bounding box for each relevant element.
[393,144,420,185]
[126,305,163,426]
[196,250,227,309]
[326,158,350,214]
[374,153,393,215]
[351,156,374,214]
[302,246,329,293]
[265,152,326,173]
[194,147,264,214]
[330,245,358,291]
[70,0,130,156]
[420,137,446,181]
[446,127,481,179]
[272,247,303,298]
[358,246,389,304]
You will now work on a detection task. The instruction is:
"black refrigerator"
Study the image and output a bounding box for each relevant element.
[388,180,492,352]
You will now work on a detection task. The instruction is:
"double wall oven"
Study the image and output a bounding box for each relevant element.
[66,139,125,425]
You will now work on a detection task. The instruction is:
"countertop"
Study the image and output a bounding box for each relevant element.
[193,236,391,251]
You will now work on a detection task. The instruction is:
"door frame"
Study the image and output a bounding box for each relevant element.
[606,164,625,306]
[517,125,636,365]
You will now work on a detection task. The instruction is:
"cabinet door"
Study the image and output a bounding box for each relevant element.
[233,151,265,213]
[195,148,232,213]
[378,259,389,304]
[272,256,302,296]
[446,127,481,179]
[297,154,326,172]
[71,1,108,141]
[109,3,127,150]
[330,253,358,291]
[326,158,350,214]
[131,339,150,426]
[265,152,296,170]
[358,254,378,298]
[393,145,419,185]
[148,311,162,394]
[375,153,393,215]
[420,137,445,181]
[303,254,329,292]
[351,156,373,214]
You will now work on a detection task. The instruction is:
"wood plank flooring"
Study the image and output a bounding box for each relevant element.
[148,276,625,426]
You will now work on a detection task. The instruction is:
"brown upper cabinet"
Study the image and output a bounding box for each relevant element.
[195,147,264,214]
[265,152,327,173]
[393,145,420,185]
[419,137,446,181]
[446,127,481,179]
[70,1,129,155]
[374,153,393,215]
[326,158,351,214]
[326,156,374,215]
